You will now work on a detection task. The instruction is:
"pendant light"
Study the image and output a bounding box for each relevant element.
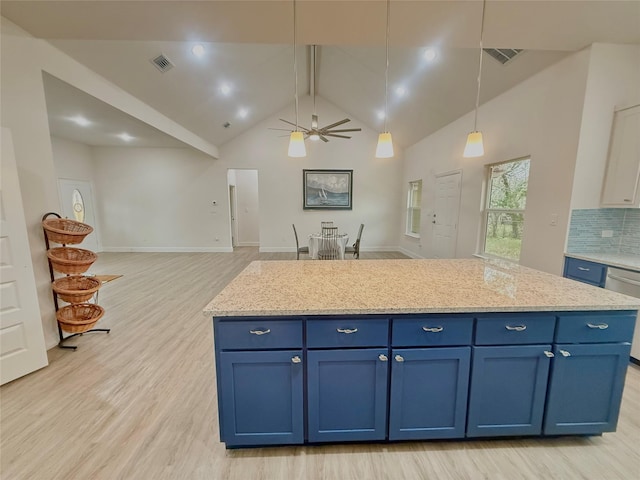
[463,0,487,158]
[375,0,394,158]
[288,0,306,157]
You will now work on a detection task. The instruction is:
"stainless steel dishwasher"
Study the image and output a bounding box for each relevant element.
[605,267,640,362]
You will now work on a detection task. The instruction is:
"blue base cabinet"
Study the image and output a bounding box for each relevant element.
[389,347,470,440]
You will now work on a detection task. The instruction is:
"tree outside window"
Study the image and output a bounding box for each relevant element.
[406,180,422,237]
[482,158,530,261]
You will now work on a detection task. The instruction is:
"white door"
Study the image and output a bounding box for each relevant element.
[432,171,462,259]
[58,179,100,252]
[0,128,48,385]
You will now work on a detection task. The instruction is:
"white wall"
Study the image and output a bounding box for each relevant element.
[400,49,591,275]
[220,95,405,252]
[232,169,260,246]
[50,136,96,181]
[570,44,640,210]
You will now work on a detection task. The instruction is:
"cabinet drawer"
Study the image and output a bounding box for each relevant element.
[555,311,637,344]
[215,319,302,350]
[564,257,607,287]
[475,315,556,345]
[307,318,389,348]
[392,316,473,347]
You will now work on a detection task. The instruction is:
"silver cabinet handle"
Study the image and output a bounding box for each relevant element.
[624,198,632,202]
[291,356,302,364]
[559,350,571,357]
[395,355,405,362]
[336,328,358,334]
[577,267,590,272]
[544,351,555,358]
[422,326,444,333]
[249,328,271,335]
[587,323,609,330]
[505,325,527,331]
[378,354,388,362]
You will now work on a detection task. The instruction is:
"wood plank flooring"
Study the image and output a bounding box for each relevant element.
[1,248,639,480]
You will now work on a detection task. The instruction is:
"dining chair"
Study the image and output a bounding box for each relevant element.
[292,224,309,260]
[345,223,364,259]
[321,221,334,229]
[318,226,340,260]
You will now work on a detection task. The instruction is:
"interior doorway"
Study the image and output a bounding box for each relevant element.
[432,170,462,259]
[58,178,100,253]
[227,169,260,249]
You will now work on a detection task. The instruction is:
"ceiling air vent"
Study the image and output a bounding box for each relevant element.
[484,48,523,65]
[150,53,174,73]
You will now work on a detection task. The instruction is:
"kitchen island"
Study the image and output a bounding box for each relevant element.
[204,259,640,448]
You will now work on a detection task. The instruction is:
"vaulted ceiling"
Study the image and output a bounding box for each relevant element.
[3,1,639,149]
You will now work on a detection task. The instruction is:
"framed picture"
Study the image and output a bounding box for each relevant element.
[303,169,353,210]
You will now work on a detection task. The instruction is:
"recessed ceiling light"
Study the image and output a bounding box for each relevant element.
[377,110,386,120]
[192,44,205,57]
[423,47,438,62]
[70,115,91,127]
[117,133,134,142]
[219,83,232,96]
[395,86,407,97]
[237,107,249,119]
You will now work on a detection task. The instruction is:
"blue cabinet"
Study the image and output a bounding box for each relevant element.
[307,348,389,443]
[467,345,553,437]
[388,347,470,440]
[544,343,631,435]
[563,257,607,287]
[218,350,304,446]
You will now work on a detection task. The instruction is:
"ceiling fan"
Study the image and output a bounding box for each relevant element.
[270,46,362,143]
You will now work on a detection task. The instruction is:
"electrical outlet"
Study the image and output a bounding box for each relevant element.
[550,213,558,226]
[602,230,614,238]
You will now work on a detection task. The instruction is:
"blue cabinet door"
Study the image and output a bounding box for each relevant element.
[389,347,471,440]
[544,343,631,435]
[467,345,552,437]
[307,349,389,443]
[219,350,304,446]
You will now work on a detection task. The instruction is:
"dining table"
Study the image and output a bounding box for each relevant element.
[308,233,349,260]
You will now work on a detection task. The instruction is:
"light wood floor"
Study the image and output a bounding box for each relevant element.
[2,248,639,480]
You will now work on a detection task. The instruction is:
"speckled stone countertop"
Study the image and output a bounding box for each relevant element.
[203,259,640,317]
[564,253,640,272]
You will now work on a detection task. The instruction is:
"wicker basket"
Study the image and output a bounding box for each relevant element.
[56,303,105,334]
[43,218,93,245]
[52,276,102,303]
[47,247,97,275]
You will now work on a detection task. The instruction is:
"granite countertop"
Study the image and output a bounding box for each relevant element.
[203,259,640,317]
[564,252,640,272]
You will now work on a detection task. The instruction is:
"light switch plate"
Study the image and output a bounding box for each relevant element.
[602,230,614,238]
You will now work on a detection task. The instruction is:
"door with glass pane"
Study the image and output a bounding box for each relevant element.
[58,179,99,252]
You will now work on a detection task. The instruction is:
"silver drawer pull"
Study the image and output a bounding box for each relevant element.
[559,350,571,357]
[422,326,444,333]
[587,323,609,330]
[249,328,271,335]
[395,355,405,362]
[378,354,388,362]
[505,325,527,331]
[291,356,302,364]
[577,267,590,272]
[336,328,358,334]
[544,351,555,358]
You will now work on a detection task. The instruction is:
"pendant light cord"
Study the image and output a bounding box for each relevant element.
[383,0,390,133]
[473,0,486,132]
[293,0,299,131]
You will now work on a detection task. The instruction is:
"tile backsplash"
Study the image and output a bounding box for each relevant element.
[567,209,640,254]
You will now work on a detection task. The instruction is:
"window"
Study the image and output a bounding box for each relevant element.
[406,180,422,237]
[481,157,530,261]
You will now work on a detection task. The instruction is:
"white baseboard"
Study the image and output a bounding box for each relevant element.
[237,242,260,247]
[101,246,234,253]
[397,247,425,259]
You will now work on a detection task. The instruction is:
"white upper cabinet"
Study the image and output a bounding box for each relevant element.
[601,104,640,207]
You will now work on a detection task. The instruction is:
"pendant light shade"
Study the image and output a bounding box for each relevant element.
[376,0,393,158]
[288,0,306,158]
[463,0,486,158]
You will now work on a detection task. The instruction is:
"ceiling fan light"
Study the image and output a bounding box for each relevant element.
[463,131,484,158]
[375,132,394,158]
[309,133,320,141]
[288,131,306,157]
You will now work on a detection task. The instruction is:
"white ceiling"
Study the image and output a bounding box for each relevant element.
[3,1,639,150]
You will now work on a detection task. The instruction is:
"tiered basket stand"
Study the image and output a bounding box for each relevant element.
[42,212,110,350]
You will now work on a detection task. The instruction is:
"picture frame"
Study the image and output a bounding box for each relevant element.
[303,169,353,210]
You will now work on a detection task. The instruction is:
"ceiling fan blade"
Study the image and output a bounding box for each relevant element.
[268,127,294,131]
[320,135,330,142]
[325,133,351,139]
[320,118,351,130]
[325,128,362,133]
[279,118,298,127]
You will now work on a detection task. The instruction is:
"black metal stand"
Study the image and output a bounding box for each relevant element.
[42,212,110,350]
